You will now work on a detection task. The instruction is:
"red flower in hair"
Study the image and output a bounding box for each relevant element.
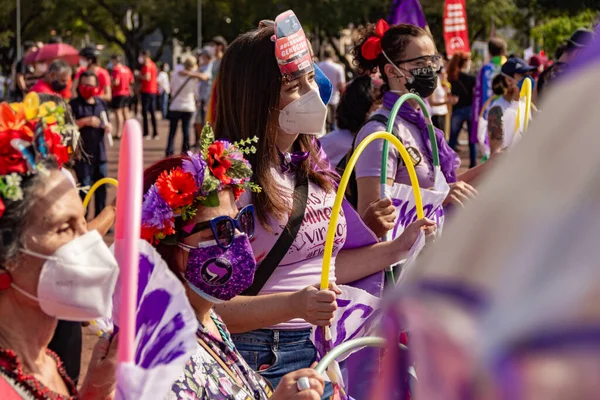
[361,19,390,61]
[0,197,5,219]
[232,186,245,200]
[0,130,30,175]
[156,168,198,209]
[207,142,232,184]
[44,130,69,166]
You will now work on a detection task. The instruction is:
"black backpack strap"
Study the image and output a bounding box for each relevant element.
[242,175,309,296]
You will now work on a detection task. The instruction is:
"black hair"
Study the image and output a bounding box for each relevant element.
[0,159,59,267]
[48,60,70,75]
[23,41,36,52]
[488,37,507,57]
[140,49,151,57]
[79,70,99,86]
[555,43,567,60]
[492,74,508,96]
[353,23,430,93]
[323,48,335,59]
[336,75,375,134]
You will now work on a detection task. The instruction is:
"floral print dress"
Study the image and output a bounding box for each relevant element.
[167,311,273,400]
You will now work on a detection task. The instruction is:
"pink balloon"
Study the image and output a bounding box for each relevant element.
[115,119,143,363]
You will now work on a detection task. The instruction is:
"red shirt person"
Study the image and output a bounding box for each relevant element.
[138,50,159,139]
[73,46,112,102]
[30,60,72,98]
[110,55,134,138]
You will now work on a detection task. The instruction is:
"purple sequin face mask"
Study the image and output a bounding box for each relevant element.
[178,234,256,303]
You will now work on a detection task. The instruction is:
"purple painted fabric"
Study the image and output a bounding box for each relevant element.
[184,234,257,301]
[388,0,428,28]
[383,91,460,183]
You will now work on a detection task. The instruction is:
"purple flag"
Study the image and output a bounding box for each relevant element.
[388,0,428,28]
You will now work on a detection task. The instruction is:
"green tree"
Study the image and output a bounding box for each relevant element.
[532,9,598,56]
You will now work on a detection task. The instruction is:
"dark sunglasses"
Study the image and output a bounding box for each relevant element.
[179,205,255,250]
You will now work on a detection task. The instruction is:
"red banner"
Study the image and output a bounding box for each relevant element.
[443,0,470,57]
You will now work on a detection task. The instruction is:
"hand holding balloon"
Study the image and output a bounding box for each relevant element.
[291,283,341,327]
[390,218,436,262]
[361,197,396,238]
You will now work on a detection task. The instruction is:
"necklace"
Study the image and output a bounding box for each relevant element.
[0,347,77,400]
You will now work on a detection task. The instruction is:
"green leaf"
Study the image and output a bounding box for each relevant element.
[228,159,253,179]
[199,190,220,207]
[202,174,220,194]
[199,124,215,152]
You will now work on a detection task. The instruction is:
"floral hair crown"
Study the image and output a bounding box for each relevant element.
[141,125,261,244]
[0,92,74,218]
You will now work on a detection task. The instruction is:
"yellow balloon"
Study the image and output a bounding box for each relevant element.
[83,178,119,209]
[319,131,424,290]
[516,78,532,133]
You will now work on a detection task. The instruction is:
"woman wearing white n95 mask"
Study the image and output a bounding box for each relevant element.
[0,95,119,399]
[212,12,435,398]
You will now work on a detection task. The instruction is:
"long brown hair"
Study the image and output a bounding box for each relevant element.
[213,26,335,228]
[447,51,470,82]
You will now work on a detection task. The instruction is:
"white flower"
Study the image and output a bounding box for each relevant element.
[4,185,23,201]
[4,173,22,187]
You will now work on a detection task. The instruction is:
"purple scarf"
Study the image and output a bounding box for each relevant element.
[383,91,459,183]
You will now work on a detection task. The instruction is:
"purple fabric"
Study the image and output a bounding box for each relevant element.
[184,234,257,301]
[388,0,428,28]
[278,148,310,173]
[383,91,460,183]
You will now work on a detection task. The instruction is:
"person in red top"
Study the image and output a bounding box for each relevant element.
[73,46,112,103]
[110,55,134,139]
[30,60,72,97]
[139,49,159,139]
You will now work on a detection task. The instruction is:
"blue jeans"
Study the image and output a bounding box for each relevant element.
[166,111,192,157]
[232,329,334,399]
[74,161,108,218]
[449,105,477,168]
[159,91,169,119]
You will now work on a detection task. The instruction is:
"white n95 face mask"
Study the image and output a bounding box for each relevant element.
[279,89,327,135]
[14,230,119,321]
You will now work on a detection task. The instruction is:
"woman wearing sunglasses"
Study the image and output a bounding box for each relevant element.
[141,133,326,400]
[210,12,435,398]
[352,21,495,236]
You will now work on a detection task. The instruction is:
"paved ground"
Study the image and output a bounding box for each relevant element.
[79,113,473,381]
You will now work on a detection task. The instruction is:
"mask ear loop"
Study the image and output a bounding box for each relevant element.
[382,50,414,84]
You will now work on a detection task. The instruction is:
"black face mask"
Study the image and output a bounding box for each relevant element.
[51,80,67,92]
[405,66,438,98]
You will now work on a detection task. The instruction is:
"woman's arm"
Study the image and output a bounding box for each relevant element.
[335,218,435,284]
[87,205,116,236]
[215,285,339,334]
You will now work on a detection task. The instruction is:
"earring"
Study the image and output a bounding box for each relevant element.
[0,269,12,290]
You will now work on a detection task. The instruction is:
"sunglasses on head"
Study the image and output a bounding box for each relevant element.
[179,205,255,250]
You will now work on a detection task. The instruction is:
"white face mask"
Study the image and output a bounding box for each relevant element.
[14,230,119,321]
[138,56,145,65]
[278,89,327,135]
[79,58,89,68]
